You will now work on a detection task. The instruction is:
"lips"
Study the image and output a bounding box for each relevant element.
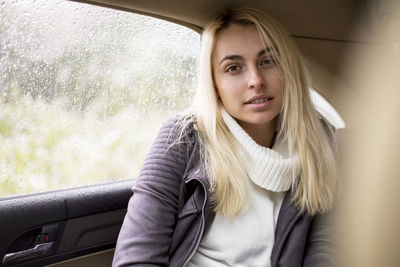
[245,95,273,104]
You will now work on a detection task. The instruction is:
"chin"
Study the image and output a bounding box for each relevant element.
[250,114,278,125]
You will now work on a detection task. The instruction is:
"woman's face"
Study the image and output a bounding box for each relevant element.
[212,24,283,131]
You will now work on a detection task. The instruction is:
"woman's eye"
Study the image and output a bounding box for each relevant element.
[261,57,276,66]
[225,65,241,73]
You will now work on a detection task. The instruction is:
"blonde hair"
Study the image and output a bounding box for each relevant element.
[181,7,338,216]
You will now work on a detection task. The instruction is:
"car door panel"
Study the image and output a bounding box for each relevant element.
[0,179,133,267]
[46,249,115,267]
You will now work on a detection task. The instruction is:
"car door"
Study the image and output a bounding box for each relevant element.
[0,0,199,266]
[0,180,132,267]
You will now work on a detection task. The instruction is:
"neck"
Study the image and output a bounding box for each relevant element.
[237,119,277,148]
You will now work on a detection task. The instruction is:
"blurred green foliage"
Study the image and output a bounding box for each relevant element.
[0,0,199,197]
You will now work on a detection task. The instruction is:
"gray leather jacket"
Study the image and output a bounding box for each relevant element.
[112,117,339,267]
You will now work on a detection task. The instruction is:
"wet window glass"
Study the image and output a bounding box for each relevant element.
[0,0,200,197]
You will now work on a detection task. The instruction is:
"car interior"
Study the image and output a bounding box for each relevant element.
[1,0,400,266]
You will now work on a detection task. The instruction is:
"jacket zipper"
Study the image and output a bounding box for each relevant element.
[182,177,208,266]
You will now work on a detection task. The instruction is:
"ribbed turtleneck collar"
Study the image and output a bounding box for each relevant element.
[221,108,299,192]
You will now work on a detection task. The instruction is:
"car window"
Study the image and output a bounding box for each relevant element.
[0,0,200,197]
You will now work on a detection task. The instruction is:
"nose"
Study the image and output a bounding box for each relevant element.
[247,66,265,89]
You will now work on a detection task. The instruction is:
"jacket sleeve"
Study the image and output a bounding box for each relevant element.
[112,117,192,267]
[302,210,343,267]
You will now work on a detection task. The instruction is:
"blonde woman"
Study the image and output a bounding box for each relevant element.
[113,7,339,267]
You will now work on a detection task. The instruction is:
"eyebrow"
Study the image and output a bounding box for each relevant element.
[219,48,271,66]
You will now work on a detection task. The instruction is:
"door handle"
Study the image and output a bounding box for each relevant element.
[2,241,54,264]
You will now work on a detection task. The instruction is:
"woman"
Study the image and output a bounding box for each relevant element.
[113,7,339,267]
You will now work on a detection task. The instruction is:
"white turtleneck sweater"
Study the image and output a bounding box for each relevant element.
[186,109,299,267]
